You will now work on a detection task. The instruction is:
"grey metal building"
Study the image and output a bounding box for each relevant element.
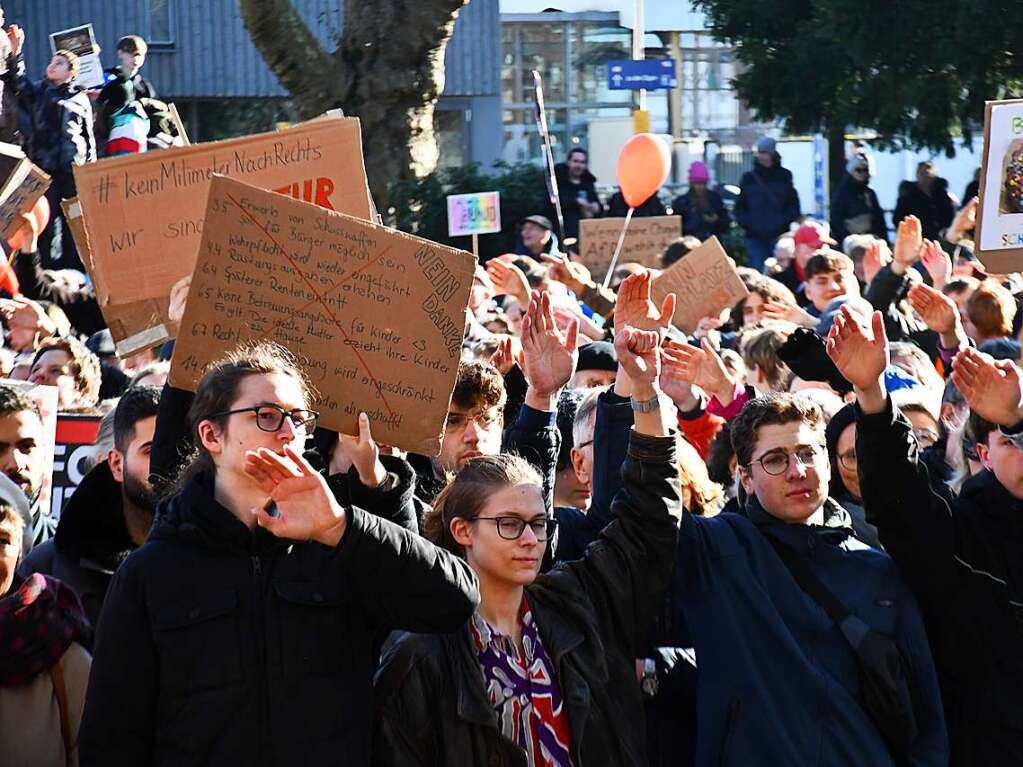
[6,0,502,167]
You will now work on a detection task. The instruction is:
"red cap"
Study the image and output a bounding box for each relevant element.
[793,223,836,249]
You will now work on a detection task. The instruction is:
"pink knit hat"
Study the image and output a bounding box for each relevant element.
[688,161,710,183]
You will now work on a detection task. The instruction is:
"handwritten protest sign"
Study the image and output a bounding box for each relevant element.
[73,117,373,308]
[447,192,501,237]
[976,99,1023,272]
[169,175,474,456]
[578,215,681,275]
[651,236,748,334]
[61,198,169,356]
[0,144,49,240]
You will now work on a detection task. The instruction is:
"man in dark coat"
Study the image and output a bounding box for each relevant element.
[830,153,888,244]
[850,339,1023,766]
[546,147,602,244]
[893,161,956,241]
[734,137,801,272]
[20,386,161,627]
[0,9,24,144]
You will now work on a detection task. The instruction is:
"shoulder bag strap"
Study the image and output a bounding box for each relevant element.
[760,529,851,623]
[49,661,73,767]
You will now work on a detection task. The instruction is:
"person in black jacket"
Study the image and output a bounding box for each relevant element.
[893,161,956,242]
[734,137,801,272]
[830,153,888,244]
[672,161,730,241]
[20,385,161,627]
[373,324,682,767]
[830,311,1023,766]
[79,341,479,767]
[546,148,602,243]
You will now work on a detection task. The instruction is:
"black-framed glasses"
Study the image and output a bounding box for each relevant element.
[747,445,823,476]
[473,516,557,542]
[208,405,319,433]
[838,449,857,471]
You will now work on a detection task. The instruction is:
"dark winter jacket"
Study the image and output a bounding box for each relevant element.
[893,181,955,242]
[372,430,682,767]
[79,467,479,767]
[676,487,947,765]
[734,160,800,242]
[19,461,131,629]
[608,190,665,219]
[830,175,888,243]
[547,162,602,240]
[17,76,96,186]
[0,43,22,144]
[672,188,731,241]
[857,397,1023,765]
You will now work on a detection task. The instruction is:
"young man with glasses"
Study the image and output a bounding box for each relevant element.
[666,389,947,765]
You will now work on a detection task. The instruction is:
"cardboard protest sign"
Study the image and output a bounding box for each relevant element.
[0,379,58,521]
[61,198,170,357]
[50,24,104,89]
[0,143,50,240]
[51,413,102,517]
[73,117,373,308]
[651,236,748,334]
[976,99,1023,272]
[169,175,475,456]
[447,192,501,237]
[578,215,681,276]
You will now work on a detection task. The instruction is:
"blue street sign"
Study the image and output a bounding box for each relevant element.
[608,59,677,91]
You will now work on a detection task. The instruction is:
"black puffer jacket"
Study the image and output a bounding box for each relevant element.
[79,469,479,767]
[17,76,95,189]
[857,398,1023,765]
[372,431,682,766]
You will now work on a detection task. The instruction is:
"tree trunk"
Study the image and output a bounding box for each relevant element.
[237,0,468,203]
[827,122,847,209]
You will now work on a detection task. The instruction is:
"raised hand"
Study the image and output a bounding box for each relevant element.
[245,445,347,546]
[488,335,518,375]
[613,326,661,391]
[761,300,817,327]
[948,197,978,243]
[0,296,56,349]
[7,25,23,58]
[541,253,590,296]
[661,337,734,404]
[907,283,959,335]
[825,305,889,393]
[612,269,676,335]
[167,274,192,338]
[485,258,530,305]
[337,412,387,488]
[861,240,890,286]
[521,290,579,403]
[951,348,1023,427]
[919,239,952,290]
[893,216,923,273]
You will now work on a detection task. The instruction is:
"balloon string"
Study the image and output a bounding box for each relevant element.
[602,207,634,289]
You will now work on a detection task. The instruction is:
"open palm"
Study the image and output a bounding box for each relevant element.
[825,306,889,390]
[521,291,578,397]
[952,349,1023,427]
[613,269,675,334]
[907,284,957,334]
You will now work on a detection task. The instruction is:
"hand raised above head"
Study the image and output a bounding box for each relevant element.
[952,348,1023,428]
[520,290,578,399]
[825,305,889,391]
[612,269,675,335]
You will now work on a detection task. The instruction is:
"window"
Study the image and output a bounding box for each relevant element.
[148,0,174,46]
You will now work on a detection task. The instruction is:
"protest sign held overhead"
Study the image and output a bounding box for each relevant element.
[651,236,748,334]
[976,99,1023,272]
[170,175,475,456]
[49,24,104,89]
[0,143,50,241]
[447,192,501,237]
[73,117,373,308]
[578,215,680,275]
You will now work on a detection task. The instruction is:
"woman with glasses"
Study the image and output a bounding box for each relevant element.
[79,342,479,767]
[373,326,683,767]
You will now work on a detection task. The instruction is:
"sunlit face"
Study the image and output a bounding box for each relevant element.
[434,402,503,475]
[977,430,1023,500]
[521,222,549,252]
[835,422,860,501]
[451,482,547,587]
[743,293,766,326]
[29,350,79,410]
[739,421,829,523]
[45,55,73,85]
[199,373,310,481]
[118,48,145,76]
[0,410,45,503]
[804,270,848,312]
[569,369,615,390]
[110,415,156,513]
[0,516,22,597]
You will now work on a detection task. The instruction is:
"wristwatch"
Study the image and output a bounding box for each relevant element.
[640,658,658,698]
[631,393,661,413]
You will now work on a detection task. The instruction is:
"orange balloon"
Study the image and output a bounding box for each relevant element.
[617,133,672,208]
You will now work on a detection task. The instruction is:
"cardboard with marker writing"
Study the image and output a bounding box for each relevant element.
[170,175,475,456]
[73,115,373,308]
[650,236,748,334]
[61,198,169,356]
[0,142,50,240]
[578,215,681,275]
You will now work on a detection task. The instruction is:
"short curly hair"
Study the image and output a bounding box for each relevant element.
[452,360,507,415]
[730,392,825,467]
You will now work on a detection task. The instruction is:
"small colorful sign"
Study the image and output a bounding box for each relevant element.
[447,192,502,238]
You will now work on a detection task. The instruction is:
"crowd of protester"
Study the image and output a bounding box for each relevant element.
[1,9,1021,767]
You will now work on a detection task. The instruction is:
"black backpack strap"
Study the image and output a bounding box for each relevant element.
[761,529,851,624]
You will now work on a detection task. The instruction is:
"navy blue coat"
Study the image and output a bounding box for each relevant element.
[672,189,731,241]
[830,175,888,243]
[677,494,947,765]
[734,161,800,242]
